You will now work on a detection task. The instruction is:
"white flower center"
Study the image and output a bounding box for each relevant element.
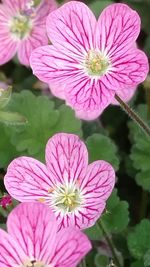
[49,181,83,214]
[22,260,45,267]
[8,13,33,40]
[84,50,111,77]
[21,259,54,267]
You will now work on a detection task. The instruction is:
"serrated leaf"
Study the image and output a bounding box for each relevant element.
[135,171,150,192]
[84,222,103,241]
[129,104,150,191]
[0,123,19,168]
[101,189,129,233]
[0,86,12,109]
[0,111,27,125]
[6,91,82,161]
[127,219,150,260]
[86,133,119,170]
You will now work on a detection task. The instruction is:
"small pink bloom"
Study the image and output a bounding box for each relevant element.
[30,2,149,120]
[0,202,91,266]
[4,133,115,230]
[0,0,57,66]
[0,194,12,208]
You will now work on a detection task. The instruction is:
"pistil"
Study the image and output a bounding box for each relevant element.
[85,50,110,77]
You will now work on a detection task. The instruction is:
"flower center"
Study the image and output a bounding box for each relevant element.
[84,50,110,77]
[8,14,32,40]
[51,182,83,214]
[23,260,46,267]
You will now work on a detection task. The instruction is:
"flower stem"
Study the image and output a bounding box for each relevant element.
[98,220,122,267]
[115,94,150,137]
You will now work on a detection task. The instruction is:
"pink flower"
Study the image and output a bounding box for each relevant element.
[30,2,149,120]
[0,194,12,208]
[4,133,115,230]
[0,0,57,66]
[0,202,91,266]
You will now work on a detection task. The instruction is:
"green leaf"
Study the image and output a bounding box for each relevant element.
[0,86,12,109]
[144,249,150,267]
[86,133,119,170]
[6,90,82,161]
[84,222,102,241]
[129,104,150,191]
[89,0,112,17]
[135,171,150,191]
[0,111,27,125]
[0,123,19,168]
[101,190,129,233]
[95,254,109,267]
[130,260,145,267]
[127,219,150,260]
[85,190,129,240]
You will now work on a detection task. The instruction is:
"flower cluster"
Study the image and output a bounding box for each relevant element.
[0,0,57,66]
[0,1,149,265]
[30,1,149,120]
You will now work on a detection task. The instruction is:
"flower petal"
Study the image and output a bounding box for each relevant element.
[65,76,115,118]
[51,227,91,267]
[0,35,18,65]
[75,108,102,120]
[33,0,57,25]
[97,3,141,56]
[46,1,96,53]
[18,28,49,66]
[7,202,57,264]
[4,156,54,202]
[45,133,88,184]
[49,82,66,100]
[30,45,83,84]
[108,48,149,88]
[66,160,115,229]
[111,86,137,105]
[18,0,57,66]
[81,160,115,200]
[2,0,27,11]
[0,5,18,65]
[0,229,26,266]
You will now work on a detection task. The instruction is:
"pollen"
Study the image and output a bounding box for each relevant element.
[8,14,33,40]
[48,187,54,193]
[38,198,45,203]
[23,259,46,267]
[50,182,83,214]
[84,50,111,77]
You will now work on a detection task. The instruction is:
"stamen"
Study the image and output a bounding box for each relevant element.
[50,182,83,214]
[48,188,54,193]
[8,14,33,40]
[84,50,111,77]
[38,198,45,203]
[23,259,46,267]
